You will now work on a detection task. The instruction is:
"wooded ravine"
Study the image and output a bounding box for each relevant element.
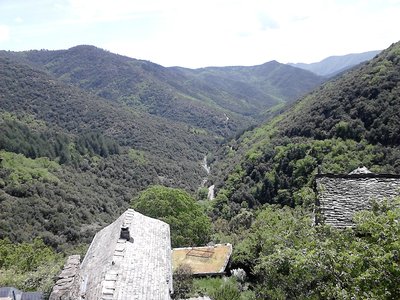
[0,42,399,299]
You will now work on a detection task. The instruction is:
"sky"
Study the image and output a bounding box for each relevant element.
[0,0,399,68]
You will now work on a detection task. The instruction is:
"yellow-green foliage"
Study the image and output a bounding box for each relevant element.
[233,201,400,299]
[0,238,63,295]
[0,150,60,185]
[132,185,211,247]
[128,149,147,165]
[221,165,245,196]
[0,112,47,130]
[242,114,283,162]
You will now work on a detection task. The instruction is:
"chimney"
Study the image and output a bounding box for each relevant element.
[120,226,130,240]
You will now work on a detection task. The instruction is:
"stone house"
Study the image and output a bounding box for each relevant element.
[50,209,173,300]
[315,167,400,227]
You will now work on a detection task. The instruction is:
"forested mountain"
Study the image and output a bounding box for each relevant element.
[170,60,323,116]
[0,56,219,248]
[1,45,323,135]
[0,45,322,276]
[289,50,381,77]
[1,40,398,298]
[198,41,400,299]
[211,41,400,216]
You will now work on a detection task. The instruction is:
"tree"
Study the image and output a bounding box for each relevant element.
[233,201,400,299]
[0,238,62,296]
[131,185,212,247]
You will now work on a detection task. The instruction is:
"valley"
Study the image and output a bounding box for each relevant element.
[1,42,399,299]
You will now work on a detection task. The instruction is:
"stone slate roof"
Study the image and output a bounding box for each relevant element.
[315,172,400,227]
[50,209,173,300]
[0,287,43,300]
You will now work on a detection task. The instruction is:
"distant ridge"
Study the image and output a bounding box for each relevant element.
[210,40,400,212]
[1,45,324,135]
[289,50,381,77]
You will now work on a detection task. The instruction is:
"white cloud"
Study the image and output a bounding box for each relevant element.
[67,0,166,23]
[0,25,10,42]
[2,0,400,67]
[65,0,400,67]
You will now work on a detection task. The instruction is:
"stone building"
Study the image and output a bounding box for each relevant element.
[50,209,173,300]
[315,167,400,227]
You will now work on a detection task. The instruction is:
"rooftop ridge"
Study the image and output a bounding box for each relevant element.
[121,208,135,228]
[101,209,136,299]
[74,209,172,299]
[316,173,400,179]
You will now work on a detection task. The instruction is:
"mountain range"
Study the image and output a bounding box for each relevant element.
[1,45,324,136]
[1,38,399,296]
[0,43,390,248]
[0,45,324,247]
[289,50,381,77]
[211,41,400,214]
[0,55,214,245]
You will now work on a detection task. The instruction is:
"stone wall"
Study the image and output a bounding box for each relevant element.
[315,174,400,227]
[49,255,81,300]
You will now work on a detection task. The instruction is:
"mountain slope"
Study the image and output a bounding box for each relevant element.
[0,56,216,247]
[7,46,241,136]
[210,41,400,217]
[0,45,324,247]
[3,46,324,135]
[281,46,399,145]
[169,60,324,115]
[289,50,381,77]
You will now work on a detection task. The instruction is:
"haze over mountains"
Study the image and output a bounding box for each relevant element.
[2,46,378,135]
[289,50,381,77]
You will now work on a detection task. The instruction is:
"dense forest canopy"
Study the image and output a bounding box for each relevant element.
[1,45,324,136]
[1,41,399,298]
[201,41,400,299]
[0,56,216,249]
[210,41,400,218]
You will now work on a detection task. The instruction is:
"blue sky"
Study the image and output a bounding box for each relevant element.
[1,0,399,68]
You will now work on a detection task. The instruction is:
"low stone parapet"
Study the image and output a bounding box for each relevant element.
[49,255,81,300]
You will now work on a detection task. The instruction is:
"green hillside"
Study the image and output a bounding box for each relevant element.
[1,40,398,297]
[2,45,323,136]
[0,56,217,248]
[170,60,323,116]
[202,41,400,299]
[211,41,400,215]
